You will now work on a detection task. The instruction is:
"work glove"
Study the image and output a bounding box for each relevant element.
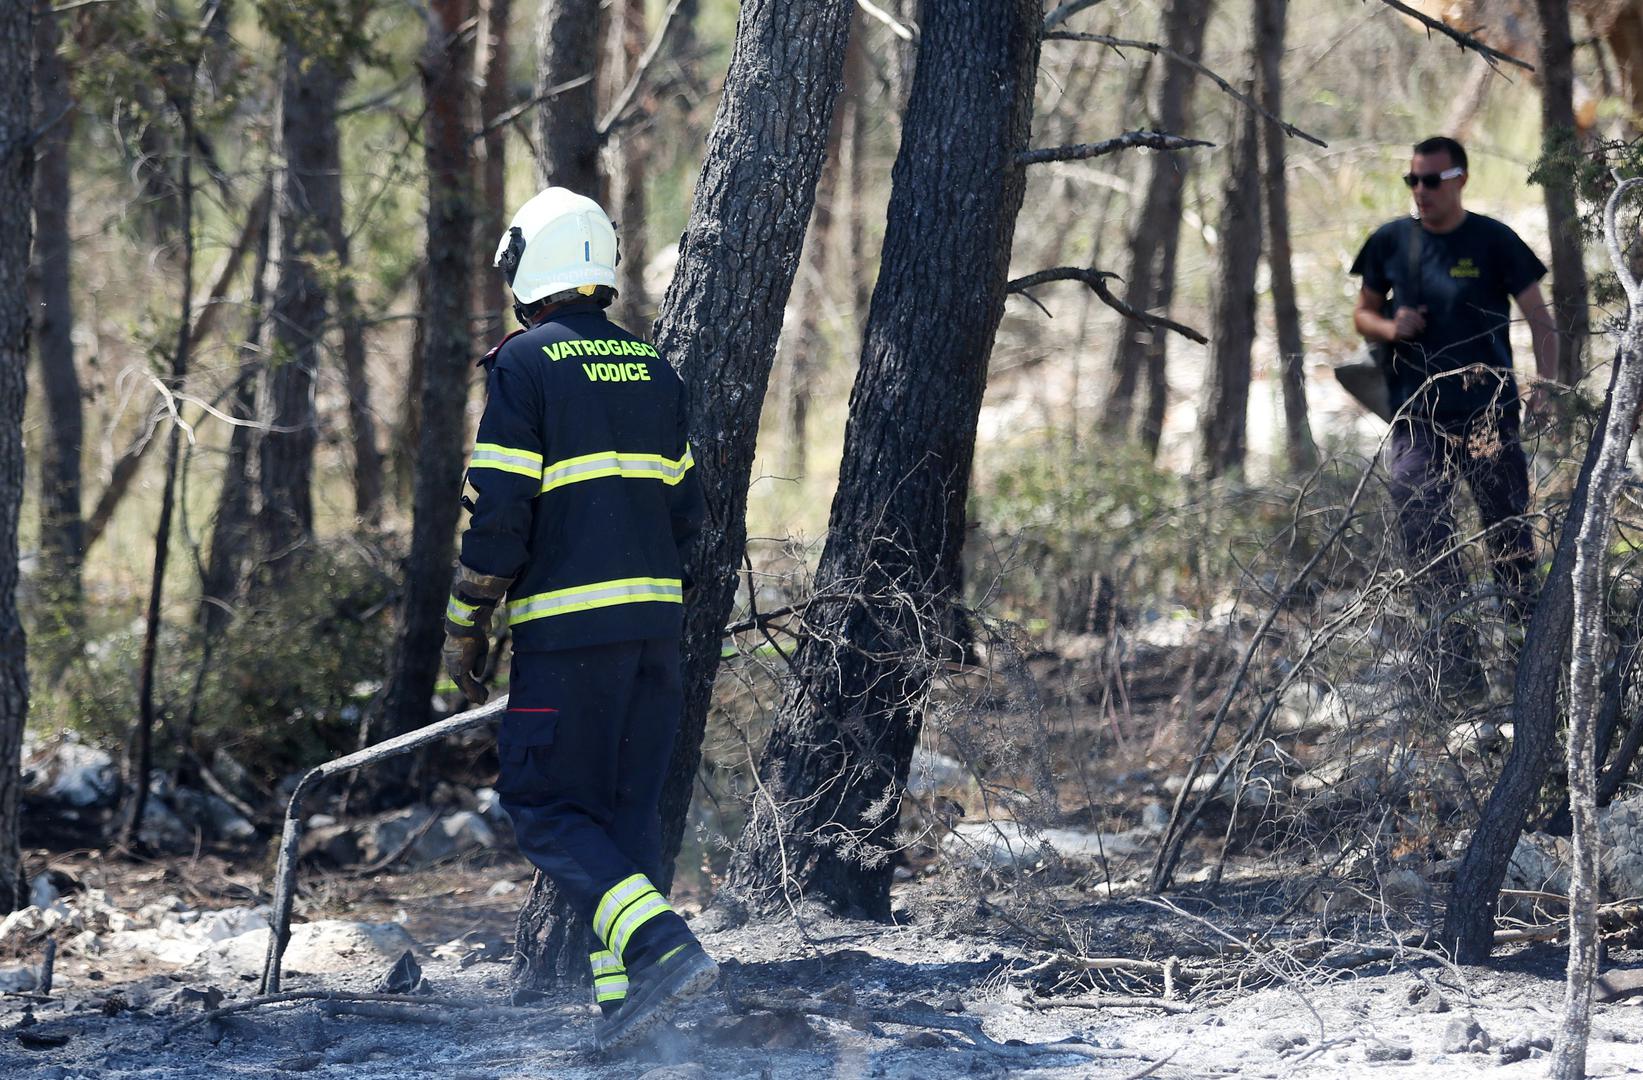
[442,564,513,704]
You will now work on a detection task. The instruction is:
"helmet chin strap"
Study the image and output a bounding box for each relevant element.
[513,299,534,329]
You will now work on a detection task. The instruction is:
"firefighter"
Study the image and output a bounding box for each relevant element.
[442,187,717,1049]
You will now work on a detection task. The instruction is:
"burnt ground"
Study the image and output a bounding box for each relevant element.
[2,849,1642,1080]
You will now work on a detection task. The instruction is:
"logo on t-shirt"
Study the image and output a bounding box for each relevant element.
[1450,257,1481,279]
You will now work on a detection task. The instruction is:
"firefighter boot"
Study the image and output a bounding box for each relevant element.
[594,942,719,1051]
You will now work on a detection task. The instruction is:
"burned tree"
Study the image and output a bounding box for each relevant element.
[1534,0,1590,390]
[0,0,33,914]
[535,0,601,196]
[511,0,857,991]
[726,0,1041,917]
[1200,81,1262,479]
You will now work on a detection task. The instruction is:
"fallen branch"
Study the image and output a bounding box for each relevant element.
[261,698,510,994]
[730,990,1102,1061]
[1019,129,1212,166]
[1028,994,1192,1015]
[167,990,528,1040]
[1372,0,1535,71]
[317,1000,444,1024]
[1044,31,1327,147]
[1008,266,1208,344]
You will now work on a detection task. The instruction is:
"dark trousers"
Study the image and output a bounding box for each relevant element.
[498,639,694,992]
[1385,413,1535,616]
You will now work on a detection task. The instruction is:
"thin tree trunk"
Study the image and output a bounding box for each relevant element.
[31,6,82,631]
[477,0,512,343]
[378,0,475,750]
[122,40,202,849]
[0,0,35,914]
[257,43,340,579]
[726,0,1040,918]
[841,25,869,332]
[512,0,858,997]
[199,200,274,636]
[534,0,601,197]
[1200,79,1262,479]
[1100,0,1213,437]
[605,0,650,327]
[1549,179,1643,1080]
[1257,0,1316,472]
[1536,0,1590,391]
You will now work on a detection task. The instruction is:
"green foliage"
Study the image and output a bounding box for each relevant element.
[36,547,396,784]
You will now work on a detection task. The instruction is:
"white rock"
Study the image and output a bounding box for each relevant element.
[1599,795,1643,898]
[29,874,59,910]
[24,737,118,808]
[103,906,270,967]
[0,965,39,993]
[197,920,419,978]
[943,820,1152,870]
[485,879,519,897]
[1505,833,1571,896]
[136,799,195,852]
[170,787,257,841]
[908,748,968,796]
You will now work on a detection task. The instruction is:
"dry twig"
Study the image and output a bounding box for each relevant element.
[1008,266,1207,344]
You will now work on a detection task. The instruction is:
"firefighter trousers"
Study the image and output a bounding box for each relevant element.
[497,638,696,1005]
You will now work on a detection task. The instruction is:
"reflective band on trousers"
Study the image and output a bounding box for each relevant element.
[590,949,628,1002]
[539,445,694,495]
[468,442,544,480]
[445,595,481,627]
[507,578,682,626]
[592,874,655,944]
[608,892,672,962]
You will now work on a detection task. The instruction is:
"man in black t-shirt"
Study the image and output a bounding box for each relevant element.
[1350,136,1558,679]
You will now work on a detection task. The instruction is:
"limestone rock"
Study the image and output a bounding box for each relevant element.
[197,920,419,978]
[22,736,118,808]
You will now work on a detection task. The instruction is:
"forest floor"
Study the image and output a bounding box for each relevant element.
[2,848,1642,1080]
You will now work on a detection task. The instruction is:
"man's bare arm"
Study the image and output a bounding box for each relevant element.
[1355,283,1424,343]
[1514,281,1558,384]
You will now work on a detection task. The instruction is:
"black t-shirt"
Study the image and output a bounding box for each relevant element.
[1350,212,1546,424]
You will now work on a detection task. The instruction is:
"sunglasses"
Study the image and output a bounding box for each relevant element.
[1403,166,1466,190]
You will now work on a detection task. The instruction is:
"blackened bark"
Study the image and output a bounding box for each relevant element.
[0,0,34,913]
[1100,0,1213,438]
[477,0,512,342]
[379,0,474,747]
[31,8,82,625]
[1445,366,1615,963]
[534,0,601,197]
[1536,0,1590,389]
[1256,0,1316,472]
[200,198,274,636]
[648,0,856,897]
[726,0,1041,918]
[258,44,341,577]
[513,0,857,996]
[1200,82,1262,479]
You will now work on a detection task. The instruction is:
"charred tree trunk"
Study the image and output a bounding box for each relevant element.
[257,44,341,579]
[30,7,82,633]
[534,0,601,197]
[1256,0,1316,472]
[1551,180,1643,1080]
[1445,374,1611,963]
[477,0,512,343]
[726,0,1040,919]
[0,0,34,914]
[1200,83,1262,479]
[512,0,857,997]
[1536,0,1590,391]
[1100,0,1213,439]
[378,0,474,751]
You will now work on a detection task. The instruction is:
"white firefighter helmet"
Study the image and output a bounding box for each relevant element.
[493,187,619,306]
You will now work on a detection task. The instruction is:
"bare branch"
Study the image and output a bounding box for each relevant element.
[1043,0,1106,32]
[1044,32,1328,148]
[1371,0,1534,71]
[471,74,594,143]
[1018,129,1212,166]
[1008,266,1208,344]
[597,0,688,136]
[857,0,916,40]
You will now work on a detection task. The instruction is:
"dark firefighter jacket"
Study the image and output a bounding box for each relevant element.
[455,301,705,653]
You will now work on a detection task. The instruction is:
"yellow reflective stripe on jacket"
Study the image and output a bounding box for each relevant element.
[469,442,545,480]
[589,949,626,976]
[589,949,629,1001]
[538,444,695,495]
[609,893,673,963]
[592,874,654,944]
[445,595,481,628]
[507,578,683,627]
